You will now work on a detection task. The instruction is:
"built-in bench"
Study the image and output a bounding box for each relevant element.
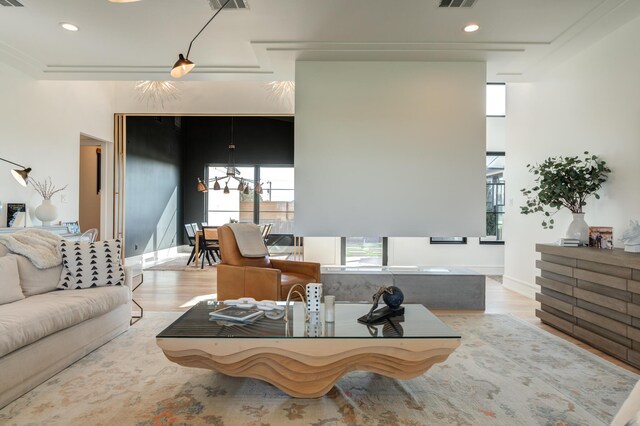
[321,266,485,310]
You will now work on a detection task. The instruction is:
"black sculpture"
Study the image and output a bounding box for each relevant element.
[357,286,405,324]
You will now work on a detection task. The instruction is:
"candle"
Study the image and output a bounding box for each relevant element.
[324,295,335,323]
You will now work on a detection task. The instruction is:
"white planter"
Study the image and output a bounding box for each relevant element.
[566,212,589,245]
[35,199,57,226]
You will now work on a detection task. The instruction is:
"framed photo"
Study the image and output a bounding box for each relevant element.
[589,226,614,249]
[6,203,26,227]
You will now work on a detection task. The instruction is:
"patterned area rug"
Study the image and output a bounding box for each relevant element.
[0,313,637,425]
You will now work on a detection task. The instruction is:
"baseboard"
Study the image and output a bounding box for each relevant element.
[502,275,539,299]
[125,245,190,268]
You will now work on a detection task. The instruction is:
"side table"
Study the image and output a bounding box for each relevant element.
[131,271,144,325]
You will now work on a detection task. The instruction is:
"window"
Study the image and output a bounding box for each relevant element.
[481,152,505,244]
[206,165,294,229]
[206,166,255,225]
[430,237,467,244]
[206,165,296,256]
[258,167,295,235]
[487,83,506,117]
[341,237,387,266]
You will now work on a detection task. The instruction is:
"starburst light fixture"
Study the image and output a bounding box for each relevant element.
[134,81,180,108]
[265,81,295,108]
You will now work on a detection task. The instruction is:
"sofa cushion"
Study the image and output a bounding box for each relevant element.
[14,254,63,297]
[281,273,315,298]
[0,256,24,305]
[58,239,125,290]
[0,286,130,357]
[0,244,8,257]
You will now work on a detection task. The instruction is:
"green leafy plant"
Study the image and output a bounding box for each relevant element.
[520,152,611,229]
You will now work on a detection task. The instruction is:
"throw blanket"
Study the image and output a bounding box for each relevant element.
[228,223,269,258]
[0,229,62,269]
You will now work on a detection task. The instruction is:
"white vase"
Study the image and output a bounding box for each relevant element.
[566,212,589,245]
[35,199,57,226]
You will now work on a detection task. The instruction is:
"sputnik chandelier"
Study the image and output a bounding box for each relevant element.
[134,81,180,108]
[197,118,264,195]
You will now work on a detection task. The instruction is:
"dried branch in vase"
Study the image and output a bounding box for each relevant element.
[30,177,68,200]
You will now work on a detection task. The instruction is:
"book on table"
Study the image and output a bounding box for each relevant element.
[209,306,264,322]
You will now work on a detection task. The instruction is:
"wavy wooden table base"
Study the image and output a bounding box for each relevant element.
[158,338,460,398]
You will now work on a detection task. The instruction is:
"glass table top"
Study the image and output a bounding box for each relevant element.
[157,301,461,339]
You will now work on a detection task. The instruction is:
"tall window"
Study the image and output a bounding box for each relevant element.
[206,165,295,235]
[206,166,255,225]
[482,152,505,243]
[258,167,294,235]
[487,83,506,117]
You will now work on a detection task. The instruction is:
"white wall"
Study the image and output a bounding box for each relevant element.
[0,63,115,228]
[503,15,640,298]
[295,61,487,237]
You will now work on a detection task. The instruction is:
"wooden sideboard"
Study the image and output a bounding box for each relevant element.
[536,244,640,368]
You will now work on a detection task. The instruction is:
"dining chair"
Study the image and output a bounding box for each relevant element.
[184,223,202,266]
[201,226,221,269]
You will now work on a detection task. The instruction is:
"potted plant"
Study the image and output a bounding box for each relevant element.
[520,152,611,244]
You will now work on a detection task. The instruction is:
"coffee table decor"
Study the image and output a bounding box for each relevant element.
[156,298,461,398]
[358,285,405,324]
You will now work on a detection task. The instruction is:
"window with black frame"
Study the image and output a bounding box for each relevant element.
[481,152,505,244]
[341,237,388,266]
[206,165,296,258]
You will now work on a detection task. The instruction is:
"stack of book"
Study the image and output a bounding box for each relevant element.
[559,238,580,247]
[209,306,264,323]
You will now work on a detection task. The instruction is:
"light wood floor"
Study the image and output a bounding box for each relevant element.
[134,268,640,374]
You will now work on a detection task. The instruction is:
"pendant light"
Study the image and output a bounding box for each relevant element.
[170,0,232,78]
[197,177,208,193]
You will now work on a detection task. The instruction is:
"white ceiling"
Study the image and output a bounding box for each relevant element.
[0,0,639,82]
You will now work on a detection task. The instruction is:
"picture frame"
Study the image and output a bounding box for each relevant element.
[6,203,26,227]
[589,226,614,249]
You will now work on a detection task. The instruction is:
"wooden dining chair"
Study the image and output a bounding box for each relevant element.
[201,226,221,269]
[184,223,199,266]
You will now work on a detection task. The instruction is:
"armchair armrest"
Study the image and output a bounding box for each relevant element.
[218,264,282,301]
[270,259,321,282]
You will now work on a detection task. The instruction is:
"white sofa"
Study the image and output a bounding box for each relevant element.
[0,244,132,409]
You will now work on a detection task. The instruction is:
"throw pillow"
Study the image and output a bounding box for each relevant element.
[58,239,125,290]
[0,255,25,304]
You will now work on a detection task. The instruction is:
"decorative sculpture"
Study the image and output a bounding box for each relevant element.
[357,286,405,324]
[621,220,640,253]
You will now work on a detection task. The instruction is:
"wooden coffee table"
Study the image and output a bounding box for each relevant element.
[156,302,460,398]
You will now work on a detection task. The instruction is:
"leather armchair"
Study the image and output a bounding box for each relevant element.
[216,224,321,301]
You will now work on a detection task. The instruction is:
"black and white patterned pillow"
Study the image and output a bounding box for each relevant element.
[58,239,125,289]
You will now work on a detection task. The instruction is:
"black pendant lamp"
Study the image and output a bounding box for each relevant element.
[170,0,232,78]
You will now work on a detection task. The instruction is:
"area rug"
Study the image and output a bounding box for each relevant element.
[0,313,637,426]
[144,254,217,272]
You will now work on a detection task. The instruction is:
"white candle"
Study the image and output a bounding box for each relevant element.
[324,295,335,323]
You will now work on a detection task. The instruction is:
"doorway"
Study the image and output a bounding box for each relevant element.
[79,134,109,239]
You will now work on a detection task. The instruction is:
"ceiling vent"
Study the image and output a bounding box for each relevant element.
[0,0,24,6]
[439,0,477,7]
[209,0,249,10]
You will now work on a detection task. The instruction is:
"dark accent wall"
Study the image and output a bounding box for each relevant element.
[182,116,294,224]
[125,116,183,257]
[124,116,294,257]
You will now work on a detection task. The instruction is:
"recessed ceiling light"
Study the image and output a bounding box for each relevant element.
[464,23,480,33]
[60,22,79,32]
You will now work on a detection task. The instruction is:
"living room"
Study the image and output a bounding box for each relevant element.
[1,1,640,424]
